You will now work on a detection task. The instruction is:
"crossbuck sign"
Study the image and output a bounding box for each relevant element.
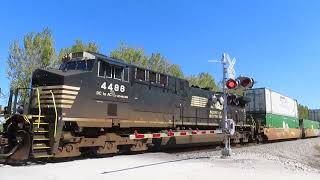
[224,53,236,79]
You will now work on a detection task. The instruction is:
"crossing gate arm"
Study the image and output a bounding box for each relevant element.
[129,130,223,140]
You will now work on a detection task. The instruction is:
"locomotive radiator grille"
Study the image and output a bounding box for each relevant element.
[191,96,208,108]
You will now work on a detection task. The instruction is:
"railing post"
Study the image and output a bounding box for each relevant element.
[50,90,58,137]
[36,88,41,128]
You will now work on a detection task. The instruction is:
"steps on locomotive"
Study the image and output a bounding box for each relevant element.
[31,116,53,158]
[33,135,50,141]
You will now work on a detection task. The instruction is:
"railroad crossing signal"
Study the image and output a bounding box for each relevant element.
[210,53,255,157]
[226,54,236,79]
[226,79,238,89]
[238,76,254,88]
[225,76,255,89]
[211,53,256,157]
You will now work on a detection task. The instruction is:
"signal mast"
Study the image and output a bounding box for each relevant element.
[211,53,254,157]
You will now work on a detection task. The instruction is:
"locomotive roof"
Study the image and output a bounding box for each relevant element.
[79,51,187,80]
[89,52,128,67]
[64,51,224,92]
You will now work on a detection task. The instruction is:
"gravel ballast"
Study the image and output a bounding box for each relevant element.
[176,137,320,173]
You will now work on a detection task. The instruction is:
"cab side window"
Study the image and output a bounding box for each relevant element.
[159,74,168,86]
[149,71,157,83]
[136,68,146,81]
[105,64,112,78]
[114,66,123,80]
[97,60,129,82]
[98,61,106,77]
[98,61,113,78]
[123,68,129,82]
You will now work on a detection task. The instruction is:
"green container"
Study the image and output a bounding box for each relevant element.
[302,119,320,129]
[266,113,299,128]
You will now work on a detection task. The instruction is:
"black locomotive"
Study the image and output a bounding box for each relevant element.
[0,51,253,163]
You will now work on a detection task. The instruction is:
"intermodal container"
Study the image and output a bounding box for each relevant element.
[244,88,299,128]
[303,119,320,129]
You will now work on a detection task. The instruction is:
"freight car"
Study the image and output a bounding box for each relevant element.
[0,51,254,163]
[300,119,320,138]
[244,88,301,141]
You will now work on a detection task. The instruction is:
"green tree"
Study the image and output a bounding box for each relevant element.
[167,64,184,78]
[148,53,167,72]
[298,104,309,119]
[110,43,184,78]
[187,73,219,91]
[110,43,148,67]
[148,53,184,78]
[58,39,99,60]
[6,28,56,101]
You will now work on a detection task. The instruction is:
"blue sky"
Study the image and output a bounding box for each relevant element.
[0,0,320,108]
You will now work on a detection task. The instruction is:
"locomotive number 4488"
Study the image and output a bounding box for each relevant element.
[101,82,125,93]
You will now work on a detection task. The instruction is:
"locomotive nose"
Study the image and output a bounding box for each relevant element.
[32,68,64,87]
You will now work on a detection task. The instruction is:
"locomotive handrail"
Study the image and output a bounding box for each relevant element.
[49,90,58,137]
[36,88,41,128]
[22,115,30,124]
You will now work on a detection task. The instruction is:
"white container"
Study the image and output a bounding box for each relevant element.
[244,88,298,118]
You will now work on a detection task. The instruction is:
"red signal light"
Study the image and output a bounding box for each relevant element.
[226,79,238,89]
[238,76,254,89]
